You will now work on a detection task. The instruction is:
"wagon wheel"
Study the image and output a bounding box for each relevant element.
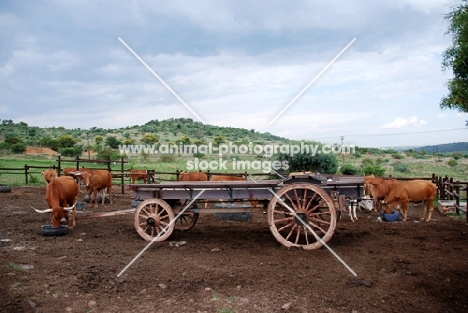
[175,211,199,231]
[267,183,336,250]
[134,199,175,241]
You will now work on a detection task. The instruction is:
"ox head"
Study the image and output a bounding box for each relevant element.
[30,202,76,228]
[71,171,91,185]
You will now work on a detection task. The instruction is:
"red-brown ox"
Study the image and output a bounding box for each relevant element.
[41,169,58,184]
[365,176,397,212]
[74,169,113,208]
[129,169,147,184]
[63,167,89,179]
[382,179,438,222]
[31,176,78,228]
[210,175,258,207]
[179,171,208,181]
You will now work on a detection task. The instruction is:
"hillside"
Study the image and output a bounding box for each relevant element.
[0,118,295,157]
[413,142,468,154]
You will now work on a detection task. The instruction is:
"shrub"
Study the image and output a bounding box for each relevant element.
[340,164,358,175]
[97,147,121,161]
[393,162,410,173]
[361,158,374,167]
[363,164,385,176]
[277,152,338,174]
[448,159,458,167]
[193,152,205,159]
[11,142,26,153]
[392,153,404,159]
[160,154,175,163]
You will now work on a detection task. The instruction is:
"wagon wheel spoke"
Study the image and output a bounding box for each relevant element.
[134,199,175,242]
[267,183,336,250]
[175,212,199,231]
[283,192,298,211]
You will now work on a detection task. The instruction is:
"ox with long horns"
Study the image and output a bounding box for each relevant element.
[31,176,78,228]
[73,169,113,208]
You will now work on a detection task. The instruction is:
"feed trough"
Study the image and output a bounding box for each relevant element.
[41,224,69,236]
[380,211,400,222]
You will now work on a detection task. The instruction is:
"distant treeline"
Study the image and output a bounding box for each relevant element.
[413,142,468,154]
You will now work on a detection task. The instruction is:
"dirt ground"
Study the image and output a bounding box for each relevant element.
[1,185,467,313]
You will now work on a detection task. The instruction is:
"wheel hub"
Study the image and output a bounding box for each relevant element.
[293,209,309,226]
[146,214,160,227]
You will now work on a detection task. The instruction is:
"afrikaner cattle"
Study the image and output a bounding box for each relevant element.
[210,175,258,207]
[63,167,89,179]
[210,175,245,181]
[179,171,208,181]
[41,169,58,184]
[31,176,78,228]
[129,169,148,184]
[382,179,437,222]
[365,176,397,212]
[74,169,113,208]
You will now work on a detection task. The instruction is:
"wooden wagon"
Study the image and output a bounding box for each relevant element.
[127,173,365,250]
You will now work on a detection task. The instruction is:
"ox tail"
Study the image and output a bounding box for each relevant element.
[29,205,52,213]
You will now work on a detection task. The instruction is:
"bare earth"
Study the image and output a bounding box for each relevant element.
[1,186,467,313]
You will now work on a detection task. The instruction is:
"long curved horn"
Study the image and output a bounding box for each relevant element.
[78,181,87,194]
[29,205,52,213]
[64,201,77,211]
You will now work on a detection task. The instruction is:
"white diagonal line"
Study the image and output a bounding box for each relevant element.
[251,174,356,276]
[117,189,206,277]
[268,38,356,125]
[118,37,206,124]
[266,187,357,276]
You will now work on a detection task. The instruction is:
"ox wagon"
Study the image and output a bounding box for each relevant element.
[124,173,365,250]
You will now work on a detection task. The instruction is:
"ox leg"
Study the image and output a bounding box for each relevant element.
[401,202,408,221]
[101,188,106,206]
[93,188,99,209]
[423,199,435,222]
[108,185,113,205]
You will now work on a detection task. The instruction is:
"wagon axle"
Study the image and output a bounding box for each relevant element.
[293,210,309,225]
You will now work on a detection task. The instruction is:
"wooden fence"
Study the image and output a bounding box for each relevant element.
[1,162,467,222]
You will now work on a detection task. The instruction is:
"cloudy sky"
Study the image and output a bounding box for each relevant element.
[1,0,467,148]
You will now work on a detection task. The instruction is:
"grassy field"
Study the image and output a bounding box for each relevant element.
[0,150,467,186]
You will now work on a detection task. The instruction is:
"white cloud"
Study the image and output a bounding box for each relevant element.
[382,116,427,129]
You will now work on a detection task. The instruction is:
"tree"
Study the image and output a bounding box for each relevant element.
[105,136,121,149]
[57,135,77,148]
[441,1,468,112]
[141,134,159,144]
[277,152,338,174]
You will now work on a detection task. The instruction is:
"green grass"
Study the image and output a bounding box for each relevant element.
[8,262,25,272]
[1,150,467,186]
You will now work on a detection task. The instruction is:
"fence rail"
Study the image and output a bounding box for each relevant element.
[1,163,467,223]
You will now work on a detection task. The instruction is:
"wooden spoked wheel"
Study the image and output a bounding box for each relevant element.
[134,199,175,241]
[175,211,199,231]
[267,183,337,250]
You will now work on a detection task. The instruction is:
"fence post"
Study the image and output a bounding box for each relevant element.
[24,164,29,184]
[121,156,125,194]
[76,156,80,170]
[455,181,460,215]
[57,155,62,176]
[448,177,453,201]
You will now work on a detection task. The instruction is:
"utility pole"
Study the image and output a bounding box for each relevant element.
[340,136,344,164]
[87,132,90,159]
